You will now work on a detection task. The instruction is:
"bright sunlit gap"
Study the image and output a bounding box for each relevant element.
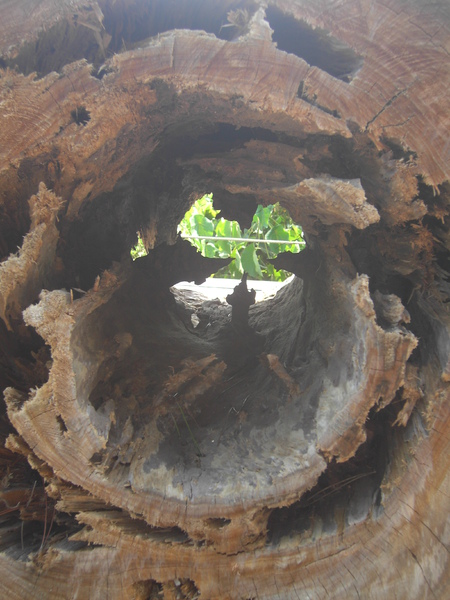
[131,194,305,284]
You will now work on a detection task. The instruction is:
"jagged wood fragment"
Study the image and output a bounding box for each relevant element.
[0,183,61,330]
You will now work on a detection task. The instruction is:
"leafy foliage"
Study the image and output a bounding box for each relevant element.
[130,236,147,261]
[177,195,304,281]
[131,194,305,281]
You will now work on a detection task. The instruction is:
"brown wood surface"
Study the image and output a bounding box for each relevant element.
[0,1,448,598]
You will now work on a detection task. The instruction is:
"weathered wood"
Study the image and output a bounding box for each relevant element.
[0,0,449,598]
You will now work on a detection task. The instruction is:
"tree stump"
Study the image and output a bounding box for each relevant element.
[0,1,448,598]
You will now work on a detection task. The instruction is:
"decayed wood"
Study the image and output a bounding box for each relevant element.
[0,183,61,330]
[0,0,449,598]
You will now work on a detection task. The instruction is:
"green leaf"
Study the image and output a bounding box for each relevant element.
[205,242,217,258]
[263,263,277,280]
[233,248,243,275]
[231,221,242,238]
[130,236,147,260]
[254,204,272,230]
[241,244,263,279]
[215,219,232,238]
[214,221,230,255]
[289,224,302,240]
[215,240,231,256]
[265,225,288,255]
[192,214,214,237]
[192,239,203,253]
[192,194,219,220]
[267,224,290,241]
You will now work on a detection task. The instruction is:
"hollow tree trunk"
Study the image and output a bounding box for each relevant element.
[0,1,449,598]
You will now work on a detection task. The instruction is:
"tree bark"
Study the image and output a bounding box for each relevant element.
[0,1,449,598]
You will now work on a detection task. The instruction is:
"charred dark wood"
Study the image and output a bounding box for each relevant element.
[226,274,256,329]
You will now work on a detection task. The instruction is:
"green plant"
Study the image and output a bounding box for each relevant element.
[177,194,304,281]
[130,235,147,260]
[131,194,305,281]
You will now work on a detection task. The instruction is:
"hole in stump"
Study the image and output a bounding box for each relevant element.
[205,517,231,529]
[71,106,90,126]
[266,6,364,81]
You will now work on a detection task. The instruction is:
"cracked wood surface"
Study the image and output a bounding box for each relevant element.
[0,0,449,598]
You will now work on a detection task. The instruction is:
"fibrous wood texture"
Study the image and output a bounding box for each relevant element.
[0,1,449,598]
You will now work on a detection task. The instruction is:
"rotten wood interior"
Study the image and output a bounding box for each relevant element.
[0,0,449,598]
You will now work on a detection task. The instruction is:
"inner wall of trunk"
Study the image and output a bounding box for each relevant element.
[1,80,444,541]
[35,106,421,535]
